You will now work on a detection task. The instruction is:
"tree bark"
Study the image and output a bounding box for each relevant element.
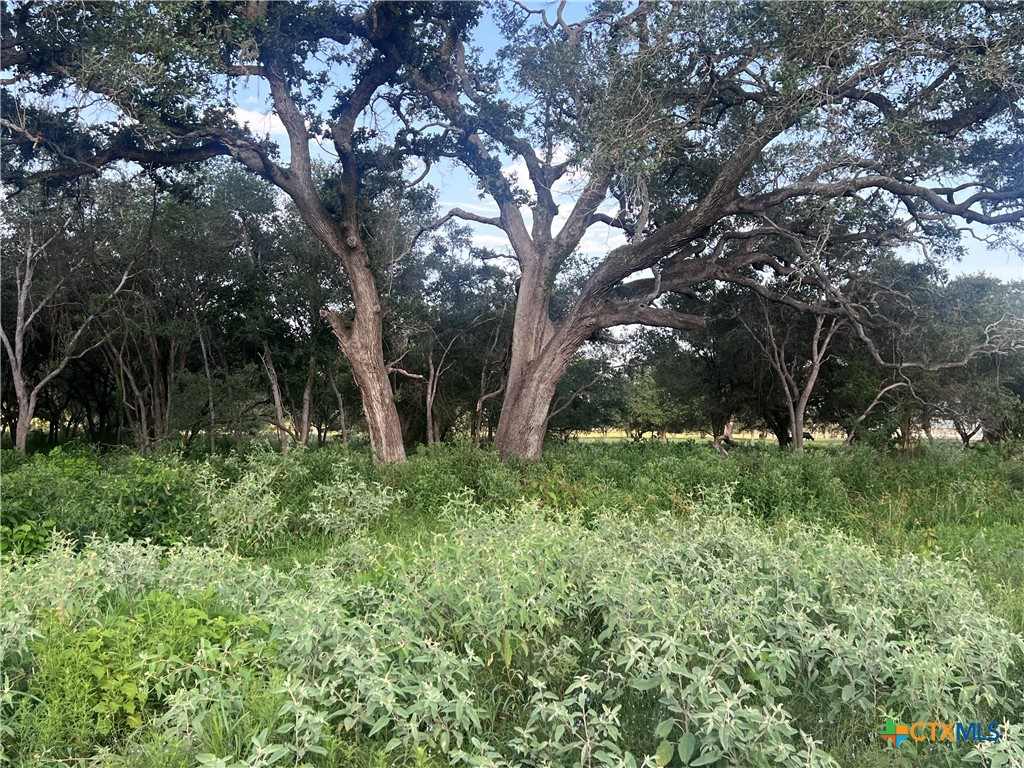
[494,372,559,460]
[256,49,407,463]
[771,423,792,449]
[297,356,315,446]
[196,324,217,454]
[260,341,291,455]
[712,419,738,455]
[425,353,437,446]
[900,411,914,450]
[328,370,349,445]
[493,254,580,460]
[325,310,405,462]
[14,392,32,453]
[494,344,573,461]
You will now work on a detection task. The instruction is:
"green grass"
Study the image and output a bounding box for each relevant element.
[2,440,1023,767]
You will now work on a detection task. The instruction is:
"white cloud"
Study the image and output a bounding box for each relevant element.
[578,225,628,257]
[501,155,530,189]
[470,231,514,251]
[232,107,287,137]
[439,200,500,216]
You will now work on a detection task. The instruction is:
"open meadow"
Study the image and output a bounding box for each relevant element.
[3,441,1023,768]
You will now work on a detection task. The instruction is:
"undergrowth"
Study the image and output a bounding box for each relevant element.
[2,441,1023,766]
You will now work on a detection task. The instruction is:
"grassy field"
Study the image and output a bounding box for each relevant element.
[2,441,1023,767]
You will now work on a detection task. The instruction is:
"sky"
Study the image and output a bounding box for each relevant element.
[228,4,1024,285]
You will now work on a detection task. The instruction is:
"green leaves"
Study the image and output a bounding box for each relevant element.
[677,733,698,764]
[689,750,722,766]
[655,738,674,766]
[3,446,1023,767]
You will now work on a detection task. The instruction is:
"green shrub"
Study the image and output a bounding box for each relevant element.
[5,588,273,760]
[303,460,404,540]
[4,489,1021,767]
[3,441,1022,766]
[190,446,402,553]
[0,448,197,545]
[194,453,288,555]
[382,442,521,517]
[0,517,56,557]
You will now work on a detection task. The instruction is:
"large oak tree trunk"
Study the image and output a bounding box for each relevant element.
[493,262,571,460]
[494,317,575,461]
[345,348,404,463]
[232,34,407,464]
[494,364,562,461]
[326,305,406,464]
[283,199,406,463]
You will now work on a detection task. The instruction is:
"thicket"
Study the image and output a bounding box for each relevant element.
[2,442,1023,767]
[3,440,1022,551]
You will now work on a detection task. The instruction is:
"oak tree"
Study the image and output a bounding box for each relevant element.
[2,1,477,461]
[387,1,1024,458]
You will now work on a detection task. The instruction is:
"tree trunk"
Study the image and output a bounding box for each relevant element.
[494,348,571,461]
[921,409,934,444]
[494,373,558,460]
[708,413,729,455]
[471,413,482,448]
[328,370,349,445]
[473,382,504,449]
[792,363,821,453]
[297,356,315,446]
[843,382,907,446]
[900,411,913,450]
[14,394,32,452]
[954,419,980,448]
[493,256,580,460]
[261,341,291,455]
[425,354,437,446]
[354,359,404,461]
[252,54,407,464]
[327,314,406,463]
[196,324,217,455]
[2,223,129,452]
[770,421,791,449]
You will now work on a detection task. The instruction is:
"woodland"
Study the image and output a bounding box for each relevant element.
[2,1,1022,458]
[1,2,1024,767]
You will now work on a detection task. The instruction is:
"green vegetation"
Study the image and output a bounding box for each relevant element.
[4,3,1022,764]
[5,3,1024,462]
[2,442,1023,767]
